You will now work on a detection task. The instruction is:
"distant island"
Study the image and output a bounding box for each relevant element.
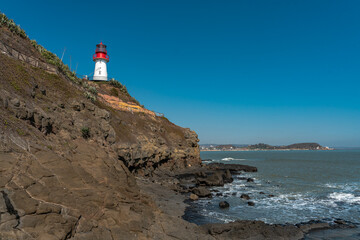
[200,143,333,151]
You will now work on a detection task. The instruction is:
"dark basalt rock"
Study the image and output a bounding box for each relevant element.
[177,168,233,188]
[247,201,255,206]
[240,194,250,200]
[192,187,212,198]
[246,178,254,182]
[219,201,230,209]
[197,171,226,186]
[203,220,304,239]
[334,219,346,225]
[207,163,258,173]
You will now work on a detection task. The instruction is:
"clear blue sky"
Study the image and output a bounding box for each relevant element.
[2,1,360,147]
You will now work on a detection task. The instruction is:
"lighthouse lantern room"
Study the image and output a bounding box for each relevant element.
[92,42,109,81]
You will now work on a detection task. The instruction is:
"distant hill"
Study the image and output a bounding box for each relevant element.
[200,142,331,150]
[247,142,327,150]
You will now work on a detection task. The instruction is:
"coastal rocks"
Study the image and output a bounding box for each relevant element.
[295,219,357,238]
[219,201,230,209]
[207,163,258,173]
[297,222,330,233]
[240,194,251,200]
[333,219,357,229]
[247,201,255,206]
[197,170,233,186]
[334,219,347,225]
[203,220,304,240]
[0,139,152,240]
[246,178,254,182]
[201,218,358,240]
[192,187,212,198]
[175,166,241,192]
[189,193,199,201]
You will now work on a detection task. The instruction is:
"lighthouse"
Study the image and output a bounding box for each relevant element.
[92,42,109,81]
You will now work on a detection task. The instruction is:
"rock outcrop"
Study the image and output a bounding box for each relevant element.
[0,24,202,239]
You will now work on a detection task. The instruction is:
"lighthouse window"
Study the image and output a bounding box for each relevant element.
[99,71,101,74]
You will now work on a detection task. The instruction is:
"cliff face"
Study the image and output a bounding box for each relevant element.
[0,23,202,239]
[0,26,201,174]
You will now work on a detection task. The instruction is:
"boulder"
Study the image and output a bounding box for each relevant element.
[334,219,346,225]
[197,171,224,186]
[219,201,230,209]
[240,194,250,200]
[246,178,254,182]
[189,194,199,201]
[247,201,255,206]
[197,170,233,186]
[192,187,211,198]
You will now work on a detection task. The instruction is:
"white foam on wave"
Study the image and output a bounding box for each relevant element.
[324,183,338,188]
[323,182,360,192]
[329,192,360,204]
[221,157,246,161]
[206,211,236,223]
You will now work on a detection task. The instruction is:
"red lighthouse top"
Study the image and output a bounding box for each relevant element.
[93,42,109,62]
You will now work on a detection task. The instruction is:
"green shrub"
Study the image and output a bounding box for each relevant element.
[109,79,127,93]
[81,127,90,139]
[0,12,28,39]
[82,81,89,89]
[84,91,96,102]
[88,86,97,95]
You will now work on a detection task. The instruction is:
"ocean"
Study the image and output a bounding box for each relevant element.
[184,150,360,239]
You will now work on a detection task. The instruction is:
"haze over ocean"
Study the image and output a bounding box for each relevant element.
[2,1,360,147]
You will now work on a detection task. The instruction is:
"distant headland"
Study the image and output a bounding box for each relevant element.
[200,143,333,151]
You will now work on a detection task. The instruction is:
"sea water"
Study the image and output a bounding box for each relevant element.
[184,150,360,238]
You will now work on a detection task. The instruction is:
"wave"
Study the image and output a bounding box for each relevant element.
[221,157,246,161]
[329,192,360,204]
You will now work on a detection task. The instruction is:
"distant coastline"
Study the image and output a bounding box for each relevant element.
[200,142,334,151]
[200,149,333,152]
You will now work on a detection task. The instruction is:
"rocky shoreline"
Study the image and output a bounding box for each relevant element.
[143,162,357,240]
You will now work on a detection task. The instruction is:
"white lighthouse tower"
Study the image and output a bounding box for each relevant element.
[92,42,109,81]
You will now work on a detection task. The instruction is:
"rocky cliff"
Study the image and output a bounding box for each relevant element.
[0,17,203,239]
